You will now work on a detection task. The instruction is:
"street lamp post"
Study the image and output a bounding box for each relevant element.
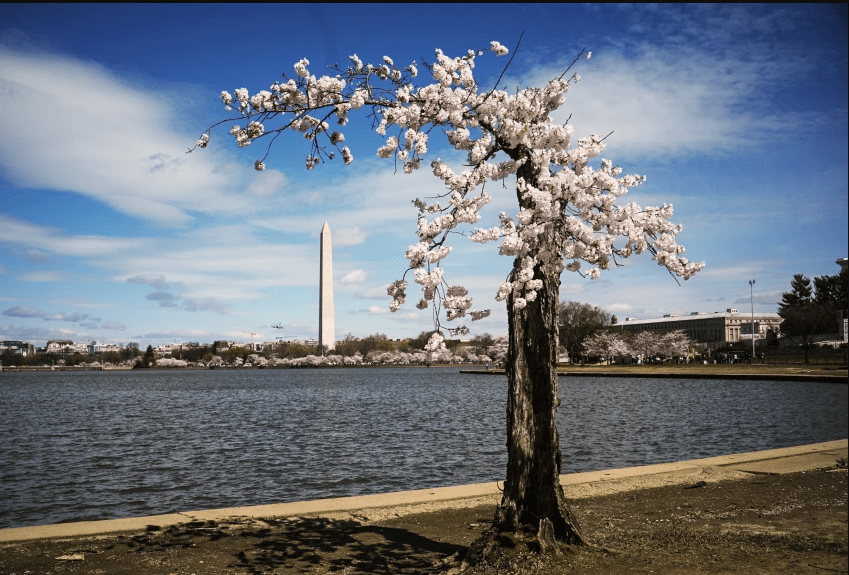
[749,279,756,363]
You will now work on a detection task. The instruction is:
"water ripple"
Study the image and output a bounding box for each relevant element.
[0,368,846,529]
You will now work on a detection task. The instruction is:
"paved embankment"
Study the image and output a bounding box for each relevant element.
[1,439,845,544]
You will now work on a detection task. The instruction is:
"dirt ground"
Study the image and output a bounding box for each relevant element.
[1,463,845,575]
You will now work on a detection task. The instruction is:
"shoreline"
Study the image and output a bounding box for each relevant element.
[2,439,845,544]
[462,368,848,383]
[3,363,847,380]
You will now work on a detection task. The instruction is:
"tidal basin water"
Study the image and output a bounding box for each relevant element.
[1,367,846,529]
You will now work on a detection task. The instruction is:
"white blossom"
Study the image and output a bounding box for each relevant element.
[470,309,490,321]
[424,332,445,353]
[490,41,509,56]
[294,58,310,78]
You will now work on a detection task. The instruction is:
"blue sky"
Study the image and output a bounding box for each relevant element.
[1,4,846,347]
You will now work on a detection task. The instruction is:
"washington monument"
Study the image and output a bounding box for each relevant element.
[319,222,335,353]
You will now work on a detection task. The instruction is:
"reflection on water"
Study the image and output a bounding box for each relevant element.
[0,368,846,528]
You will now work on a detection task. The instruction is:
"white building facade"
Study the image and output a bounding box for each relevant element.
[616,309,782,345]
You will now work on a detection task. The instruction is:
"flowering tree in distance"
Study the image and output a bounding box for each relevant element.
[582,330,632,364]
[195,39,704,547]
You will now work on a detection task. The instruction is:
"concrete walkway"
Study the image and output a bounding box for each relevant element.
[1,439,845,543]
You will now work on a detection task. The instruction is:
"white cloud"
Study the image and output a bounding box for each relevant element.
[45,312,94,323]
[368,306,388,314]
[0,215,318,313]
[334,227,368,246]
[248,166,437,241]
[560,283,584,295]
[0,47,284,227]
[362,284,391,299]
[247,170,288,197]
[127,275,176,290]
[0,323,83,342]
[734,292,783,306]
[512,31,821,162]
[340,269,366,284]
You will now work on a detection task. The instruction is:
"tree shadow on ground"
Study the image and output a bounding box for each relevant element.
[140,516,464,574]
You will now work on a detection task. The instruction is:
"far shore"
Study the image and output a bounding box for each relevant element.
[465,363,848,383]
[2,363,846,381]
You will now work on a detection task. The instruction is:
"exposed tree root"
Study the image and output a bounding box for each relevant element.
[457,519,595,574]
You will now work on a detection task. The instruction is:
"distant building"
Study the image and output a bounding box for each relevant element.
[213,340,232,353]
[46,340,88,356]
[615,309,782,345]
[1,341,34,356]
[87,341,122,354]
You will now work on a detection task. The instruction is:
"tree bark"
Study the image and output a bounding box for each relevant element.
[494,258,585,544]
[493,162,585,545]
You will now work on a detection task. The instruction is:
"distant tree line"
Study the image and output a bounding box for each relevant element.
[128,332,509,368]
[0,344,141,368]
[582,329,693,364]
[558,300,695,364]
[778,269,848,363]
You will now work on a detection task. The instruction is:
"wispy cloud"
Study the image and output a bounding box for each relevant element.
[45,312,95,323]
[510,5,835,162]
[2,305,45,318]
[0,215,317,312]
[734,292,783,306]
[0,46,287,227]
[127,275,176,291]
[340,269,366,284]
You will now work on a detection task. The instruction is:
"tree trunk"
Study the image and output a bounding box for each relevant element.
[494,256,585,544]
[492,161,586,543]
[487,151,585,546]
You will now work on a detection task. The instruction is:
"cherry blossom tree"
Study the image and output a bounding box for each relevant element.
[582,330,631,364]
[195,39,703,547]
[660,330,693,360]
[628,330,693,363]
[631,330,662,363]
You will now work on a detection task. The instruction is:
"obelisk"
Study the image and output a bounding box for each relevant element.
[318,222,335,353]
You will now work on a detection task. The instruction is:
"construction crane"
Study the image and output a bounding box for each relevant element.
[271,325,298,347]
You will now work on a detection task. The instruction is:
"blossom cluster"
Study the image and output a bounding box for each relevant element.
[201,40,704,335]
